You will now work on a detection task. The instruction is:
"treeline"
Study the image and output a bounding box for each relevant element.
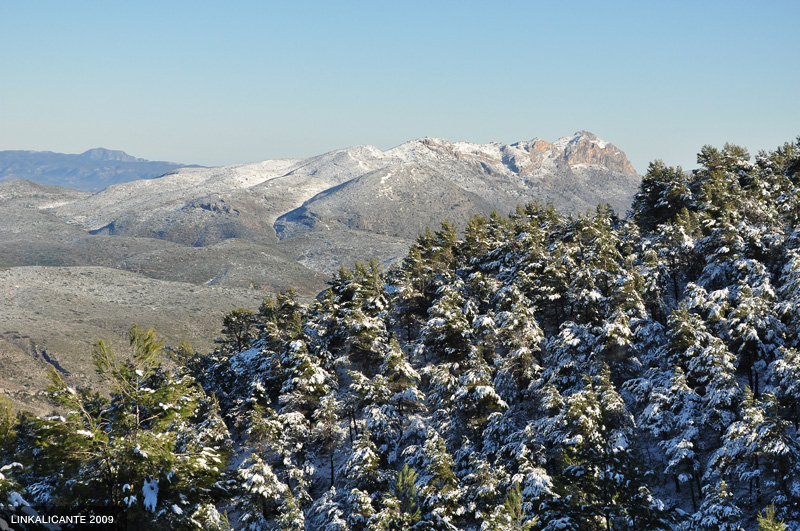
[2,137,800,530]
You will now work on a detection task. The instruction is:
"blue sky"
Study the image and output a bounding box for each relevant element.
[1,1,798,173]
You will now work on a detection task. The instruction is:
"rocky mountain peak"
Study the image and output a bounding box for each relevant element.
[80,148,145,163]
[555,131,637,175]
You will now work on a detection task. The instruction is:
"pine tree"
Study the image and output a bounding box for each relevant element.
[460,452,506,515]
[709,389,798,503]
[543,321,598,393]
[691,480,744,531]
[653,209,702,305]
[767,347,800,430]
[310,488,350,531]
[453,346,508,430]
[543,367,656,531]
[323,260,390,373]
[344,488,375,530]
[278,338,331,417]
[421,279,472,362]
[42,325,230,529]
[649,368,703,510]
[312,394,346,488]
[342,432,382,491]
[725,278,784,397]
[666,305,741,436]
[757,505,786,531]
[372,464,422,531]
[492,285,544,402]
[219,307,258,353]
[632,160,693,232]
[0,462,25,506]
[382,338,425,419]
[416,433,461,527]
[0,462,35,531]
[258,289,305,350]
[275,488,304,531]
[480,484,537,531]
[235,453,288,530]
[778,250,800,348]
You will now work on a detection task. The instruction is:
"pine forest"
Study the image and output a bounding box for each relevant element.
[4,137,800,530]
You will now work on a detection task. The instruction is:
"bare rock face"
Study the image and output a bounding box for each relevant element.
[501,139,555,174]
[558,131,637,174]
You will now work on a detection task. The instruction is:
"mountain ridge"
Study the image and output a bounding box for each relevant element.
[79,147,147,162]
[42,131,641,271]
[0,148,199,191]
[50,131,638,228]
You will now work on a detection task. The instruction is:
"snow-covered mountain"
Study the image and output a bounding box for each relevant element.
[48,131,640,263]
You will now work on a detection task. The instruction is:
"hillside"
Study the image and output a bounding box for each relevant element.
[0,266,269,414]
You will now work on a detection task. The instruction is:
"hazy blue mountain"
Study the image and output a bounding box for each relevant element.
[0,148,200,191]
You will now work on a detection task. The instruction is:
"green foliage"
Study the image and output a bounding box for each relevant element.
[758,505,786,531]
[219,307,257,353]
[312,394,346,487]
[259,288,304,347]
[0,462,24,504]
[0,396,14,453]
[480,484,536,531]
[275,489,305,531]
[631,159,688,231]
[41,325,230,530]
[372,464,422,530]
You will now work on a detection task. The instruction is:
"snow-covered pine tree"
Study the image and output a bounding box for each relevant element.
[632,160,693,232]
[312,393,346,488]
[278,338,332,417]
[42,325,230,530]
[767,347,800,431]
[690,480,745,531]
[309,487,350,531]
[709,388,799,507]
[421,278,472,363]
[479,484,537,531]
[235,453,288,530]
[371,464,422,531]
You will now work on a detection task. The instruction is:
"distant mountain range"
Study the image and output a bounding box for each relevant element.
[0,147,199,191]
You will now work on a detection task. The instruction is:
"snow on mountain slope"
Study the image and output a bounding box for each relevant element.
[274,163,501,241]
[47,131,640,248]
[281,144,390,183]
[50,159,302,230]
